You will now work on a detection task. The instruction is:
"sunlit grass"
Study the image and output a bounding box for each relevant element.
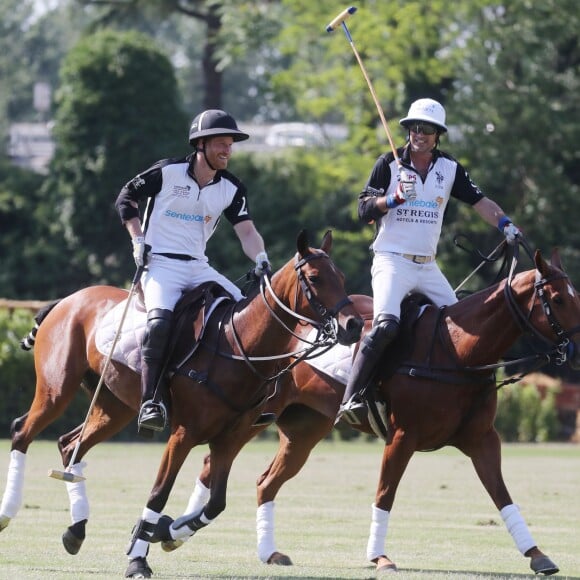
[0,439,578,579]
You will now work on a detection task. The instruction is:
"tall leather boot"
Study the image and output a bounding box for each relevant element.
[339,314,399,424]
[138,308,173,432]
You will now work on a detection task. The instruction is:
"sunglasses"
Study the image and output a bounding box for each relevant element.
[408,123,438,135]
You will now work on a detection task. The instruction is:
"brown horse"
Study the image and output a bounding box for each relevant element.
[0,231,363,572]
[184,246,580,576]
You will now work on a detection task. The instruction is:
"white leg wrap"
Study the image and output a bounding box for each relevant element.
[0,450,26,519]
[127,507,161,559]
[366,503,390,561]
[171,509,213,541]
[184,478,210,515]
[257,501,276,563]
[501,503,536,555]
[66,462,89,524]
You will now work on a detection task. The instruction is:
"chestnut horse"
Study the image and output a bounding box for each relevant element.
[182,246,580,577]
[0,231,363,573]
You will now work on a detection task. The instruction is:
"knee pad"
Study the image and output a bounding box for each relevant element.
[142,309,173,361]
[363,314,400,353]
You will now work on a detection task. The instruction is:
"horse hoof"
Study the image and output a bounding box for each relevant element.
[125,556,152,578]
[62,520,86,555]
[161,537,184,552]
[267,551,293,565]
[62,529,84,555]
[0,515,10,532]
[531,555,559,576]
[377,563,398,574]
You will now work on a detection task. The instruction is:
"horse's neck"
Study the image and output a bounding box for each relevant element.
[230,279,298,357]
[445,275,532,366]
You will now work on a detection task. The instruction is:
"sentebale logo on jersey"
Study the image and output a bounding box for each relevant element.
[164,209,211,224]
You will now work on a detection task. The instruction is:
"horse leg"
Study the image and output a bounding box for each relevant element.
[125,429,195,579]
[158,429,255,553]
[368,429,416,573]
[256,406,333,565]
[464,428,559,576]
[58,389,135,555]
[0,361,85,531]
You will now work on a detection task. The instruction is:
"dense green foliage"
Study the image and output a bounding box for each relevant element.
[1,1,579,420]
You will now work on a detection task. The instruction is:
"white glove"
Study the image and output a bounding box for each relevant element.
[254,251,271,277]
[397,168,417,201]
[132,236,146,267]
[503,222,520,244]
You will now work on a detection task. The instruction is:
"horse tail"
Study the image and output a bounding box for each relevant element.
[20,300,61,351]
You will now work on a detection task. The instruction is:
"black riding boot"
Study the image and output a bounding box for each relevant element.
[340,314,400,424]
[138,308,173,432]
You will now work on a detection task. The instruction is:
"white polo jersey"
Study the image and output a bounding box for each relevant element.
[116,155,251,263]
[361,147,484,258]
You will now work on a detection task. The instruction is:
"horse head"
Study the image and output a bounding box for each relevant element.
[528,248,580,369]
[271,229,363,346]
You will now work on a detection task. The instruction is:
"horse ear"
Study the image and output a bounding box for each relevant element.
[534,249,549,276]
[321,229,333,254]
[297,230,309,256]
[550,247,563,270]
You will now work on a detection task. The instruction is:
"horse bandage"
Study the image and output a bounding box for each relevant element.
[501,504,536,555]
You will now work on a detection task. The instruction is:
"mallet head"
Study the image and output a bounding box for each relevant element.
[48,469,86,483]
[326,6,357,32]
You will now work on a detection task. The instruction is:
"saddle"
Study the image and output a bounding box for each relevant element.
[163,282,235,374]
[377,292,433,381]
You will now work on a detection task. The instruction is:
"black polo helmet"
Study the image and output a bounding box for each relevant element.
[188,109,249,146]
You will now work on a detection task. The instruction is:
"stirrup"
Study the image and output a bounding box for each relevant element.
[337,395,367,426]
[138,400,167,432]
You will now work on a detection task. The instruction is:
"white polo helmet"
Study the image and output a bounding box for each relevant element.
[399,98,447,132]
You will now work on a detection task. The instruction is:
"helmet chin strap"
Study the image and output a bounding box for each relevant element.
[195,139,217,171]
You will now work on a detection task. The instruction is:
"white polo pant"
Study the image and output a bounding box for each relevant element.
[142,254,243,313]
[371,252,457,320]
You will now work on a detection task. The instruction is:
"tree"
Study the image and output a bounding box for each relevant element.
[79,0,285,117]
[442,0,580,286]
[43,28,187,293]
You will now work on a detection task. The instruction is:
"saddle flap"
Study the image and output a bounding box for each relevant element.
[377,293,433,379]
[168,282,235,369]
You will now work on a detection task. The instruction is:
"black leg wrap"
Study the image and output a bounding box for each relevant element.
[125,518,156,556]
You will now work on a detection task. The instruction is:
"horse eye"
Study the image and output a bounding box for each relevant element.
[553,295,563,305]
[308,275,320,284]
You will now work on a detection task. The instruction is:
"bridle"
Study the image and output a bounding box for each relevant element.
[503,240,580,366]
[227,250,353,376]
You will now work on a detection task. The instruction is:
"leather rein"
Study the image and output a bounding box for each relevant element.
[224,250,352,381]
[399,238,580,386]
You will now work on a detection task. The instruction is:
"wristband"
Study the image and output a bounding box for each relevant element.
[386,193,404,209]
[497,216,512,232]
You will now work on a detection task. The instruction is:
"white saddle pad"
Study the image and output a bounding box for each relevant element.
[304,328,356,386]
[95,295,226,374]
[304,304,429,384]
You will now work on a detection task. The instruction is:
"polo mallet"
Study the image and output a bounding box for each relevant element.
[48,265,144,483]
[326,6,402,169]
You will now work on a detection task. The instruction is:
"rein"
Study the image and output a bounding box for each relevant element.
[503,239,580,366]
[399,237,579,387]
[215,251,352,380]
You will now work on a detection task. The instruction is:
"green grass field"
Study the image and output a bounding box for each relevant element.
[0,438,578,579]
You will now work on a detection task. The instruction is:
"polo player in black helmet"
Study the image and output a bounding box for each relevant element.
[116,109,271,432]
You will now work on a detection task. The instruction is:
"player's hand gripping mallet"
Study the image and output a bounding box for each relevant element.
[48,266,144,483]
[326,6,402,169]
